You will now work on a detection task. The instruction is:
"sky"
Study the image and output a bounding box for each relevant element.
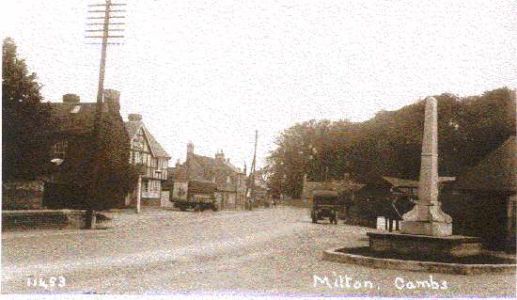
[1,0,516,170]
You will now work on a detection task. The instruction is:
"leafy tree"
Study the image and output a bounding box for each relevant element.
[2,37,51,180]
[267,88,516,198]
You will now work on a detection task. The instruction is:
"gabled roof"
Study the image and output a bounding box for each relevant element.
[455,136,516,192]
[169,165,188,181]
[125,120,170,158]
[125,119,141,141]
[189,153,243,176]
[142,127,170,158]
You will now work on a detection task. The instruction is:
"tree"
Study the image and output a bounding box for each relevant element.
[2,37,51,180]
[267,88,516,198]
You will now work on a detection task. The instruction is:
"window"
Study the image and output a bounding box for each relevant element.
[70,105,81,114]
[143,181,149,192]
[51,140,68,159]
[133,151,142,164]
[133,129,145,151]
[154,180,161,192]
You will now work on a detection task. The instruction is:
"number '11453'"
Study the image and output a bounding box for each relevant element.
[26,276,66,289]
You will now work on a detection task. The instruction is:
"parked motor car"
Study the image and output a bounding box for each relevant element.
[173,196,218,212]
[311,190,340,224]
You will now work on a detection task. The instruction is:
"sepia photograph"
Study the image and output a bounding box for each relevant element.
[1,0,516,298]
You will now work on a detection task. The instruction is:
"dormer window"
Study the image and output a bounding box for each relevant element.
[70,105,81,114]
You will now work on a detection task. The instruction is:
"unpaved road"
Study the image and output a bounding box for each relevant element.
[2,206,515,297]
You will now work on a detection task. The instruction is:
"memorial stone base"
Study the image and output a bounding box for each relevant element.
[400,220,452,237]
[367,232,483,257]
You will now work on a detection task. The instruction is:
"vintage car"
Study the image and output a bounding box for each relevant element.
[311,190,340,224]
[173,196,218,212]
[171,180,218,212]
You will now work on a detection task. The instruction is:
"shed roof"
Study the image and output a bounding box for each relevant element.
[455,136,516,192]
[382,176,419,188]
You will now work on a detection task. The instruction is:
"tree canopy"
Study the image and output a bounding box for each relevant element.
[267,88,516,198]
[2,37,51,180]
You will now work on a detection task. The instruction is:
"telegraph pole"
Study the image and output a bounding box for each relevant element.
[85,0,126,228]
[246,130,258,210]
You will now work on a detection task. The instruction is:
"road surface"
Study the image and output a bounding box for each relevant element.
[2,206,515,297]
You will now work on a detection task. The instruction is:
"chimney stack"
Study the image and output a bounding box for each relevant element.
[104,89,120,112]
[187,142,194,156]
[63,94,80,104]
[215,149,225,161]
[128,113,142,122]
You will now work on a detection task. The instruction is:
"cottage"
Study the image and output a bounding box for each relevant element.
[167,163,217,207]
[169,143,247,210]
[451,136,516,251]
[1,90,130,210]
[125,114,171,207]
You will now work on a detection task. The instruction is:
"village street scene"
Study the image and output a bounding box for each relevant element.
[1,0,516,298]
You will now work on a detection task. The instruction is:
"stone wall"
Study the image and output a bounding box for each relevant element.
[2,209,86,231]
[2,180,45,210]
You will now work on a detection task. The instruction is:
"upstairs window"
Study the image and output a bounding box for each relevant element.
[132,129,146,151]
[51,140,68,159]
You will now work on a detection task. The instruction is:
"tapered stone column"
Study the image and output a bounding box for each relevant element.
[400,97,452,236]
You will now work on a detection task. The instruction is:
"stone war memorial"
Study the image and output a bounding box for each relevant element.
[367,97,482,257]
[323,97,516,274]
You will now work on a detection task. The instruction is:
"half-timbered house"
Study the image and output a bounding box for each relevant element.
[125,114,171,207]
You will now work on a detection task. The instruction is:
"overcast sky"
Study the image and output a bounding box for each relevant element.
[2,0,516,169]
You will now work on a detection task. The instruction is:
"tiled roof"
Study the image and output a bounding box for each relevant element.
[125,120,170,158]
[124,120,141,141]
[189,154,243,176]
[455,136,516,192]
[169,166,188,181]
[48,102,98,134]
[189,180,216,194]
[143,127,170,158]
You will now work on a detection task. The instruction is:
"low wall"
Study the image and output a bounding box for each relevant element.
[2,180,44,210]
[2,210,86,231]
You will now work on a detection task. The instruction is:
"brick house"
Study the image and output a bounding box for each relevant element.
[125,114,170,207]
[2,90,131,210]
[169,142,247,210]
[167,164,217,206]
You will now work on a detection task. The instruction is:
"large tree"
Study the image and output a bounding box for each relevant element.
[2,37,51,180]
[267,88,516,198]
